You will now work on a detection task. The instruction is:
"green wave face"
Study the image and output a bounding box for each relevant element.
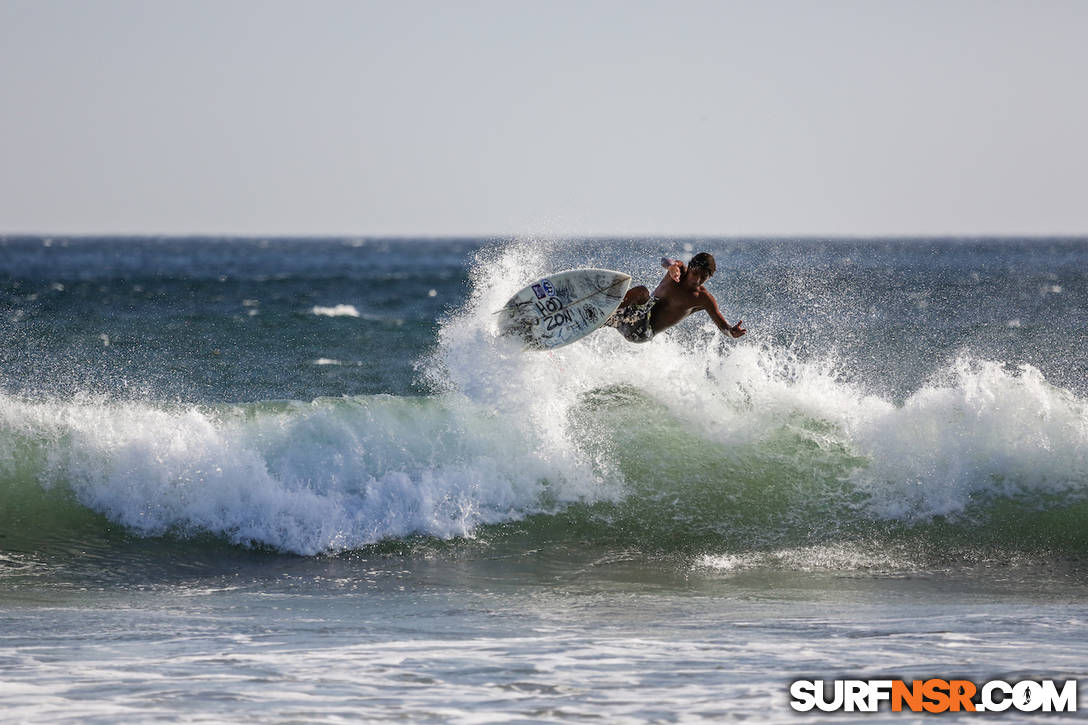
[483,382,1088,567]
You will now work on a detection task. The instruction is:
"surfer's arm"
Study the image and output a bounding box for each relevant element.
[702,291,746,338]
[660,257,684,283]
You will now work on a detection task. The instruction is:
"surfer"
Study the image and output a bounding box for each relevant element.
[605,252,746,343]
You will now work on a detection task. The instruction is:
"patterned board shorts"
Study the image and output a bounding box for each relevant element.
[605,296,658,343]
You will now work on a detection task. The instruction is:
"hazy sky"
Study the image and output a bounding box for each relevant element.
[1,0,1086,237]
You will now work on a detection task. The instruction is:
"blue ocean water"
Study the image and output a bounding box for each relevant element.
[2,236,1087,722]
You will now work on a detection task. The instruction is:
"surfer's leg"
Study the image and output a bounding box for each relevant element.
[620,286,650,309]
[606,293,655,343]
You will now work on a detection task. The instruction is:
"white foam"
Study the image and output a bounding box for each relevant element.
[311,304,360,317]
[850,358,1088,520]
[695,543,917,573]
[0,389,616,554]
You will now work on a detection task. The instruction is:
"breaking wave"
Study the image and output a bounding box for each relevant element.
[2,240,1086,561]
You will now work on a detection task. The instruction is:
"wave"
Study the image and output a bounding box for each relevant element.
[2,239,1086,561]
[0,392,613,556]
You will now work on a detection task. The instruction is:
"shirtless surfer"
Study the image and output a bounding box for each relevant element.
[605,252,746,343]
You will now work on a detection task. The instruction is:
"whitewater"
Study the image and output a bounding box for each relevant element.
[2,236,1087,722]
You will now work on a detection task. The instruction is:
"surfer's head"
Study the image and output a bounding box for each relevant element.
[685,252,716,285]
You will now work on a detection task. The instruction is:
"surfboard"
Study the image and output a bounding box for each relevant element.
[496,268,631,350]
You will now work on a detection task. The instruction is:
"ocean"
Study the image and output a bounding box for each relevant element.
[2,236,1087,722]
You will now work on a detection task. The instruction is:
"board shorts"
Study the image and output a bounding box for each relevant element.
[606,296,658,343]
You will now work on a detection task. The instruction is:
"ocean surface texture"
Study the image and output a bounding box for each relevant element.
[2,236,1087,722]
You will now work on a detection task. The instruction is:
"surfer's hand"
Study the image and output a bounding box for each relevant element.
[667,260,683,282]
[728,320,746,338]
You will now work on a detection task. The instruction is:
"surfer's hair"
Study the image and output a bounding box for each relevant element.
[688,252,716,277]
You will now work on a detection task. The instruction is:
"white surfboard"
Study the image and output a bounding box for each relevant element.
[497,268,631,350]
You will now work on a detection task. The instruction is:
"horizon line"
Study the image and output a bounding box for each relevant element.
[3,231,1088,242]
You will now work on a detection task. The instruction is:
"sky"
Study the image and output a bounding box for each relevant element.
[1,0,1086,237]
